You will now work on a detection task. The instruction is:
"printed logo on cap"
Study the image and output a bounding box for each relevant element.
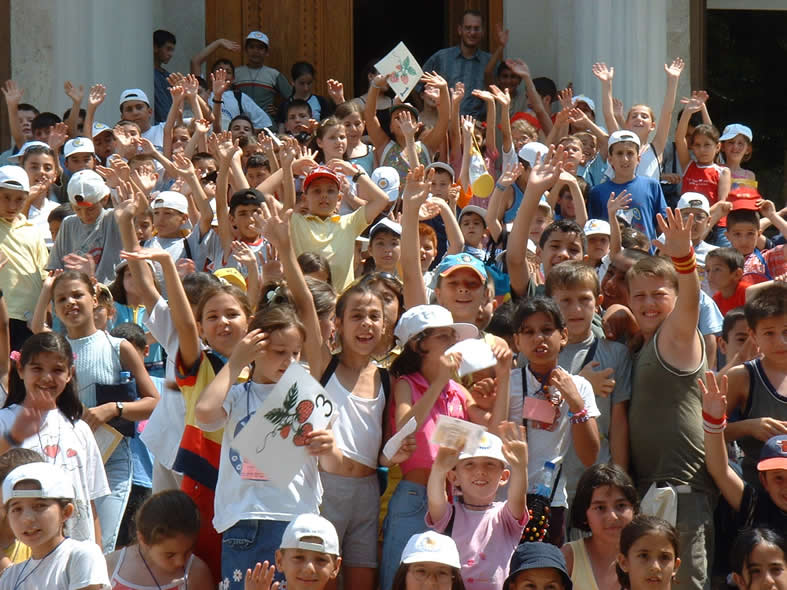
[478,433,492,450]
[688,199,703,208]
[378,178,389,189]
[778,440,787,454]
[416,535,440,552]
[459,253,473,263]
[73,138,84,147]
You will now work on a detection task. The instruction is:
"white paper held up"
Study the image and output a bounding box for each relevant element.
[430,415,486,454]
[445,338,497,377]
[232,363,336,489]
[382,416,417,461]
[375,42,423,102]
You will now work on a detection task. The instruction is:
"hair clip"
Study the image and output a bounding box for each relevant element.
[9,351,20,363]
[266,286,281,303]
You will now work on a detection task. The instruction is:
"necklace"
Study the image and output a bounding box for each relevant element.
[139,545,163,590]
[13,538,65,589]
[462,501,494,509]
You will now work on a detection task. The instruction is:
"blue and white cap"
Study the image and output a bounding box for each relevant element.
[458,431,506,464]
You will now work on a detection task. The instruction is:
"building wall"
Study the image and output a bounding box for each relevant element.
[9,0,204,127]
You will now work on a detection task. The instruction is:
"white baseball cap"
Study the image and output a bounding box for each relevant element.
[676,192,710,215]
[458,205,487,227]
[91,122,114,138]
[64,137,95,158]
[518,142,549,167]
[119,88,150,107]
[246,31,270,47]
[401,531,461,569]
[2,462,74,503]
[719,123,752,142]
[583,219,611,237]
[152,190,189,215]
[458,431,506,464]
[572,95,595,112]
[280,513,339,555]
[537,194,552,214]
[8,140,50,163]
[426,162,456,181]
[608,130,641,149]
[369,217,402,239]
[67,170,109,207]
[370,166,400,201]
[0,165,30,193]
[394,305,478,347]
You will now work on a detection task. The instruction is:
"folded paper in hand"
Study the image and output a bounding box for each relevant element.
[445,338,497,377]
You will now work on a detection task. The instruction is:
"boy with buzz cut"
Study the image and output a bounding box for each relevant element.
[458,205,488,259]
[0,165,48,350]
[717,283,787,485]
[234,31,292,116]
[544,261,631,490]
[247,513,341,590]
[627,208,715,590]
[368,217,402,275]
[706,247,749,315]
[588,129,667,244]
[726,199,787,282]
[47,169,125,283]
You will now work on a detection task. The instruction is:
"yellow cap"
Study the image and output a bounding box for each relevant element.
[213,267,247,291]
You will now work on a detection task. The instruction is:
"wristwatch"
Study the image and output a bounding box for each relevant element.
[115,401,124,418]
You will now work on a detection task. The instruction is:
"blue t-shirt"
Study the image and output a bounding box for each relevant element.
[589,176,667,245]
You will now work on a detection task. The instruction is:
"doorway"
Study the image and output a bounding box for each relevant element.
[353,0,448,98]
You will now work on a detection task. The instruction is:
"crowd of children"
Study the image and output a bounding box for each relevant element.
[0,14,784,590]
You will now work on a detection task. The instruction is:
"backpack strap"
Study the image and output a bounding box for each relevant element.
[579,337,599,371]
[182,236,192,261]
[753,249,773,280]
[234,90,245,115]
[319,355,341,387]
[443,505,457,537]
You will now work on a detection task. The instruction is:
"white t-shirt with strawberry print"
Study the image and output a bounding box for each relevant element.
[205,380,323,533]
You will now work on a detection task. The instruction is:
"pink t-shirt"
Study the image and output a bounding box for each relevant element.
[393,372,469,473]
[427,501,527,590]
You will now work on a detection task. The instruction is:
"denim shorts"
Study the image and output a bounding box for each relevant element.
[221,519,288,590]
[379,480,428,590]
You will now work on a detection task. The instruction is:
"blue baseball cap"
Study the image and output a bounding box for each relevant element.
[435,253,487,282]
[758,435,787,472]
[504,543,572,590]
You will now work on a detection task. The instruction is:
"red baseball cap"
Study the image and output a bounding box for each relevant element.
[303,166,340,193]
[731,199,760,212]
[729,185,762,201]
[511,111,541,130]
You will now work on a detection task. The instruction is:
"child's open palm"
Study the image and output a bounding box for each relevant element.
[698,371,726,421]
[120,246,172,266]
[679,91,707,114]
[326,79,345,105]
[664,57,685,80]
[245,561,279,590]
[505,58,531,79]
[606,189,632,216]
[420,71,448,91]
[434,446,460,473]
[489,85,510,107]
[47,122,69,152]
[652,207,692,258]
[210,69,232,97]
[450,82,465,104]
[498,162,524,188]
[398,110,420,139]
[528,145,565,194]
[402,165,433,211]
[500,421,528,469]
[88,84,106,107]
[591,62,614,83]
[63,80,84,104]
[231,240,257,270]
[1,80,23,104]
[253,201,292,252]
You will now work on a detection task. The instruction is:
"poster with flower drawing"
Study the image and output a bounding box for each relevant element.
[375,42,423,102]
[232,362,335,488]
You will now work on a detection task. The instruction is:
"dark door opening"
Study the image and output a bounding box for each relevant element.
[353,0,447,98]
[706,9,787,203]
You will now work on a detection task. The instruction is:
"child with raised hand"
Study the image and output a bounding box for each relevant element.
[626,208,714,590]
[0,462,109,589]
[427,425,529,590]
[729,528,787,590]
[616,516,681,590]
[117,243,250,581]
[0,332,109,545]
[245,514,342,590]
[676,92,731,245]
[364,72,450,182]
[19,144,60,245]
[508,297,600,546]
[105,490,212,590]
[334,101,374,174]
[592,59,684,180]
[562,464,638,590]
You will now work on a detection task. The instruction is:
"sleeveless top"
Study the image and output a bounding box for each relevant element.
[629,328,716,495]
[503,183,525,224]
[68,330,123,408]
[325,372,386,469]
[110,546,194,589]
[566,539,600,590]
[380,140,431,185]
[348,144,376,175]
[739,358,787,484]
[392,372,468,474]
[681,161,724,206]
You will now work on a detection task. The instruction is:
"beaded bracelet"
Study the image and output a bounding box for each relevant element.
[569,407,590,424]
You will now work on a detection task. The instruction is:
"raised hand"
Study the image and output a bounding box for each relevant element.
[471,88,495,103]
[699,371,726,421]
[433,446,460,473]
[606,190,632,217]
[169,85,185,103]
[326,79,345,104]
[182,74,199,97]
[664,57,685,80]
[402,165,433,211]
[120,247,172,265]
[460,115,476,139]
[757,199,776,218]
[63,80,84,104]
[193,118,210,135]
[253,198,292,252]
[218,38,241,52]
[489,85,511,107]
[527,145,565,193]
[450,82,465,104]
[172,152,197,178]
[499,421,528,470]
[418,197,442,221]
[652,207,692,258]
[557,87,574,111]
[231,240,257,270]
[1,80,23,105]
[167,72,186,88]
[230,329,268,369]
[86,84,106,109]
[245,561,279,590]
[371,73,390,91]
[422,85,440,103]
[47,122,69,152]
[210,69,232,98]
[504,58,531,79]
[612,97,625,121]
[497,162,525,189]
[679,91,708,114]
[592,62,614,83]
[420,71,448,91]
[567,107,591,130]
[63,253,96,277]
[397,110,420,139]
[215,131,239,162]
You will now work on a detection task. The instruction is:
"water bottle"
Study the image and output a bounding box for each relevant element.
[528,461,556,498]
[119,371,132,384]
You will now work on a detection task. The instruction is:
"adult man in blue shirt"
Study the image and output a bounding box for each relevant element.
[422,10,491,118]
[153,29,176,124]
